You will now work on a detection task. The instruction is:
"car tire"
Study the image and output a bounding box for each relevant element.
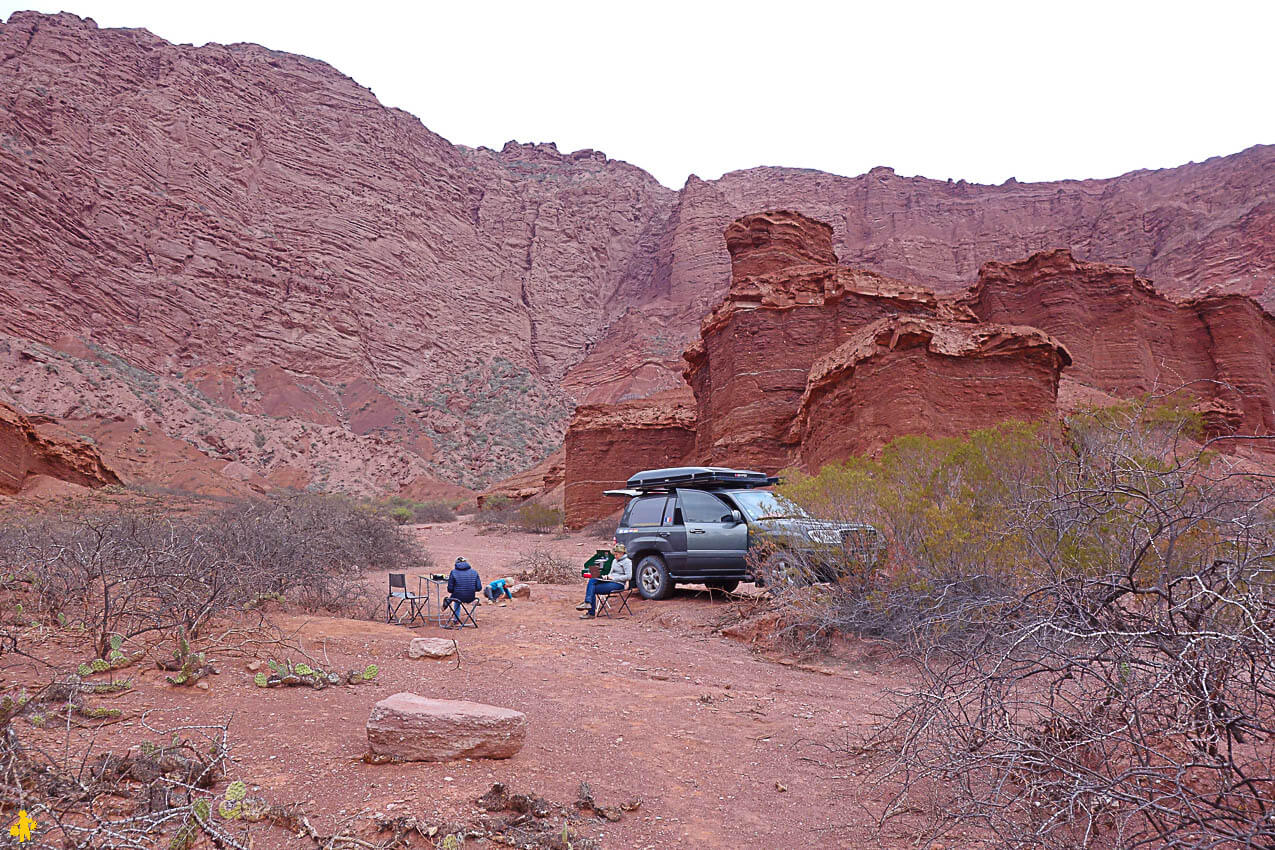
[705,579,739,593]
[761,550,801,589]
[636,554,672,600]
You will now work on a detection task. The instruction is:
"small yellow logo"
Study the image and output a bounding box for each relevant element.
[9,809,37,843]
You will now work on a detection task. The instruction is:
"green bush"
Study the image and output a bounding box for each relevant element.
[389,506,412,524]
[515,502,562,534]
[412,501,456,524]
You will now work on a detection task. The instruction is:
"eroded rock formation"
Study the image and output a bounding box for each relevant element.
[684,211,969,471]
[563,389,696,527]
[964,250,1275,438]
[793,317,1070,469]
[0,401,120,495]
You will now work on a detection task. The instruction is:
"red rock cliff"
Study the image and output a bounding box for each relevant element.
[563,390,696,528]
[792,317,1070,468]
[4,12,1275,496]
[964,250,1275,437]
[684,211,967,472]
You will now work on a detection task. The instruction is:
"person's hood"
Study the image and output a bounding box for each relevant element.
[453,560,472,570]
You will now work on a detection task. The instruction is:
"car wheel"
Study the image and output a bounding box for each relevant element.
[636,555,672,600]
[761,550,801,589]
[705,579,739,593]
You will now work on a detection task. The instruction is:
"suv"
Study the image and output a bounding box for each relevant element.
[610,467,884,600]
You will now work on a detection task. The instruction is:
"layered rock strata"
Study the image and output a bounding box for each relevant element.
[0,401,121,495]
[793,317,1070,468]
[563,389,696,527]
[683,211,970,471]
[965,250,1275,437]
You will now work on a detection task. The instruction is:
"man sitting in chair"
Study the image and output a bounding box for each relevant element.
[577,543,632,619]
[442,556,481,629]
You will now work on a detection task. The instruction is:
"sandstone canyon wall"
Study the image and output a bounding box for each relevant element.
[3,11,1275,498]
[965,250,1275,437]
[563,390,696,527]
[792,317,1069,469]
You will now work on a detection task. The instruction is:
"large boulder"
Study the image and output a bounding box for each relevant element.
[509,583,532,599]
[367,693,526,761]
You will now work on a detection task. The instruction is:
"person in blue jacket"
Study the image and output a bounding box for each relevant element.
[483,576,513,605]
[443,556,481,628]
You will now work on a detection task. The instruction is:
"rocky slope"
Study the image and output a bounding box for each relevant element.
[3,11,1274,496]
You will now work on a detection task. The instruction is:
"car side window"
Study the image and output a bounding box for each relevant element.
[627,496,667,527]
[677,489,733,524]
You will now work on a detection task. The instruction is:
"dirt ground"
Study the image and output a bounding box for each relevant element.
[3,519,923,849]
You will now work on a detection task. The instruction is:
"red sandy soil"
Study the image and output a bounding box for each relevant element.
[2,520,939,849]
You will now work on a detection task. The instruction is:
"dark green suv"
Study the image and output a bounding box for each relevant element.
[610,467,884,600]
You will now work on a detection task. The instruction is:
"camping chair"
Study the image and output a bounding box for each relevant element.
[596,585,635,618]
[386,573,424,625]
[443,596,479,629]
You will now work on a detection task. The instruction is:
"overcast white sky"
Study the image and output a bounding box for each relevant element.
[5,0,1273,188]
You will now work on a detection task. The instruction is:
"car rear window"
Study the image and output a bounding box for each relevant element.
[627,496,668,527]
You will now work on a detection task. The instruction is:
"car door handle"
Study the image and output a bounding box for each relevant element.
[657,531,669,537]
[689,528,706,534]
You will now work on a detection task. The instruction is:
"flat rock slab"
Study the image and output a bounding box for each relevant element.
[408,637,456,659]
[367,693,526,761]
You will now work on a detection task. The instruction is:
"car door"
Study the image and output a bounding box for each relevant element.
[676,489,748,575]
[621,495,686,572]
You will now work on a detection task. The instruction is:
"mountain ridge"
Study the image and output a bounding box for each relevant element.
[3,10,1273,495]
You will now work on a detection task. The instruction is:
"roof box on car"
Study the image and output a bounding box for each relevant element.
[625,467,778,492]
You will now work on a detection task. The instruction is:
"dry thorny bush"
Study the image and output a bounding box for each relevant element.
[510,548,579,584]
[766,398,1275,849]
[0,493,429,656]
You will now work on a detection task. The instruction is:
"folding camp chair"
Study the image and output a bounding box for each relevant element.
[387,573,425,625]
[442,597,479,629]
[596,586,635,618]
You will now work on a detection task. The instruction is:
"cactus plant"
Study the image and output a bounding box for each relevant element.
[362,664,379,680]
[253,672,268,688]
[90,658,109,673]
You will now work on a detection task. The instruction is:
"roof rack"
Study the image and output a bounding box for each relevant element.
[625,466,778,492]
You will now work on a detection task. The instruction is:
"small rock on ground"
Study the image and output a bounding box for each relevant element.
[408,637,457,659]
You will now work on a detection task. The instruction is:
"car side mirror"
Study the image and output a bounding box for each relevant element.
[727,510,743,526]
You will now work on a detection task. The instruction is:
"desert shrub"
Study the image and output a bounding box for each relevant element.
[477,497,562,534]
[0,493,428,655]
[389,506,412,524]
[775,400,1275,847]
[515,502,562,534]
[412,500,456,523]
[511,548,579,584]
